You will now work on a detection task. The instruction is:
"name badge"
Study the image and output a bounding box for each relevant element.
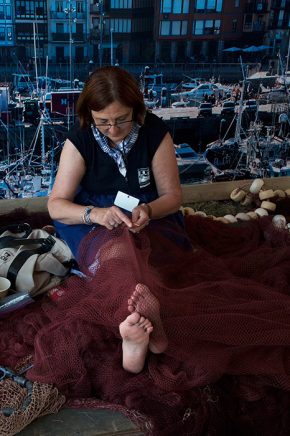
[114,191,139,212]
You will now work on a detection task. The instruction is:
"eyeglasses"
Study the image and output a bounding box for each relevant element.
[94,119,133,129]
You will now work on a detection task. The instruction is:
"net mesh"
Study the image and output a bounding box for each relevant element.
[1,215,290,435]
[0,378,65,435]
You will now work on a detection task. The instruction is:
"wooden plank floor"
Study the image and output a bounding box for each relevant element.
[18,408,144,435]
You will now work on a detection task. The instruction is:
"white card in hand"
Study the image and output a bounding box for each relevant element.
[114,191,139,212]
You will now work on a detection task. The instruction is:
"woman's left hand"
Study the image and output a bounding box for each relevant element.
[129,204,150,233]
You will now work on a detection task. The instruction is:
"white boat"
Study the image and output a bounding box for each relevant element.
[276,71,290,87]
[171,83,215,101]
[171,82,232,102]
[175,143,214,182]
[171,99,191,108]
[268,159,290,177]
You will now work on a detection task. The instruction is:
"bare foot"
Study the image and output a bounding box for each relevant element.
[128,283,168,354]
[119,312,153,373]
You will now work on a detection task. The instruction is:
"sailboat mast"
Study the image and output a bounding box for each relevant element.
[33,22,39,97]
[39,114,46,166]
[285,32,290,74]
[48,137,55,194]
[234,57,246,143]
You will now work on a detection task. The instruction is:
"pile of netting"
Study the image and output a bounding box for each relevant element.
[0,369,65,435]
[2,215,290,435]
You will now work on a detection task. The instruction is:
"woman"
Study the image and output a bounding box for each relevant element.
[48,66,184,374]
[48,66,183,258]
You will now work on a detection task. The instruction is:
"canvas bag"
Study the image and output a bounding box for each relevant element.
[0,223,74,296]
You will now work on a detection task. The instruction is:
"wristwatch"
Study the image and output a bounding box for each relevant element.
[82,206,95,225]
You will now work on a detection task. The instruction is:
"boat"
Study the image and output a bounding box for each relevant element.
[171,82,232,103]
[0,109,61,199]
[203,58,290,181]
[268,158,290,177]
[258,83,289,103]
[205,119,290,181]
[140,66,177,98]
[175,143,213,183]
[171,99,191,108]
[276,70,290,87]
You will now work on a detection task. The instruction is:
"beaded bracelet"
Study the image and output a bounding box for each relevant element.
[82,206,95,225]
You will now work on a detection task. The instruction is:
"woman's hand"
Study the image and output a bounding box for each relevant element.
[92,206,133,230]
[129,204,150,233]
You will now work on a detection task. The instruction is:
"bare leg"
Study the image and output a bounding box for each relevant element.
[119,312,153,373]
[128,284,168,354]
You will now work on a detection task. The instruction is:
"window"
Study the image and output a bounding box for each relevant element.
[232,19,237,32]
[278,10,284,27]
[56,22,64,33]
[15,0,46,18]
[56,46,64,61]
[6,5,11,17]
[7,27,12,40]
[0,5,4,18]
[172,21,181,34]
[195,0,223,12]
[194,20,203,35]
[56,1,63,12]
[161,0,189,13]
[110,18,131,33]
[160,20,188,35]
[76,2,83,13]
[162,0,171,13]
[76,23,83,34]
[111,0,133,8]
[192,19,221,35]
[234,0,240,6]
[216,0,222,11]
[35,6,44,16]
[196,0,205,9]
[0,26,4,40]
[207,0,216,9]
[160,20,170,35]
[75,46,83,61]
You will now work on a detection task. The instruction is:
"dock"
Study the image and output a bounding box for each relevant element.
[153,102,283,121]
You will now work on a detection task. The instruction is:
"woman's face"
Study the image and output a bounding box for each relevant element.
[91,101,133,145]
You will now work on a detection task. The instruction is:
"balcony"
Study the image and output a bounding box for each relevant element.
[50,11,86,20]
[244,3,268,13]
[51,33,86,43]
[50,11,66,19]
[243,21,265,32]
[271,0,289,8]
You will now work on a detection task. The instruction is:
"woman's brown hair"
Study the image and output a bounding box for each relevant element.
[76,66,147,129]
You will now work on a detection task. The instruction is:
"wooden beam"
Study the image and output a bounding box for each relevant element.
[0,197,48,215]
[1,177,290,215]
[181,177,290,203]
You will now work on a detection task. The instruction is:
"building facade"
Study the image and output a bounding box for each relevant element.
[0,0,289,70]
[48,0,90,64]
[153,0,278,62]
[0,0,14,62]
[89,0,154,65]
[265,0,290,57]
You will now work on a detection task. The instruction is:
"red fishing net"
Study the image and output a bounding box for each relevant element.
[1,215,290,435]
